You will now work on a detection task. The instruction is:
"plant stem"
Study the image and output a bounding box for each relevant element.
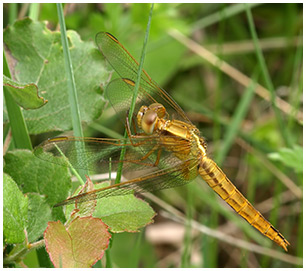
[57,3,87,182]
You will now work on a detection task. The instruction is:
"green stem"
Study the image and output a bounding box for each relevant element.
[3,52,32,150]
[245,4,291,148]
[115,3,154,184]
[56,3,87,182]
[29,3,39,20]
[215,70,257,164]
[192,3,262,30]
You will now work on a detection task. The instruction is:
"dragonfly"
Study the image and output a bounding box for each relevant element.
[35,32,289,251]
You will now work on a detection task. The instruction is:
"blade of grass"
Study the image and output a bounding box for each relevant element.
[201,216,217,267]
[168,29,303,124]
[29,3,39,21]
[89,122,124,139]
[130,230,144,267]
[212,5,226,158]
[288,30,303,130]
[53,144,84,185]
[57,3,86,183]
[244,4,292,148]
[215,71,257,165]
[3,52,32,150]
[192,3,262,31]
[115,3,154,184]
[9,3,17,25]
[181,185,193,267]
[103,5,154,265]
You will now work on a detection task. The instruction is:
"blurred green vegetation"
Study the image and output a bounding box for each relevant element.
[3,3,302,268]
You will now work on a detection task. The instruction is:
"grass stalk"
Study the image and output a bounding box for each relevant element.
[89,122,123,139]
[9,3,17,25]
[29,3,39,21]
[57,3,87,182]
[215,71,257,164]
[287,31,303,130]
[245,4,292,147]
[192,3,262,30]
[3,52,32,150]
[115,3,154,184]
[130,231,144,267]
[181,185,193,267]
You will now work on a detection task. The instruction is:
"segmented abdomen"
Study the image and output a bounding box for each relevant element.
[198,156,290,251]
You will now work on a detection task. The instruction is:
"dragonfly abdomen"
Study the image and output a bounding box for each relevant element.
[198,156,290,251]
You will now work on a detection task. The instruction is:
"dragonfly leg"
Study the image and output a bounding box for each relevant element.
[123,110,164,167]
[154,148,162,167]
[125,111,148,146]
[126,144,162,168]
[131,112,138,134]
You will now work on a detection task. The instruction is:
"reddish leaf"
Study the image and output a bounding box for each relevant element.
[44,217,111,267]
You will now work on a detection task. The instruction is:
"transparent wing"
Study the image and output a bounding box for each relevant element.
[34,136,196,175]
[95,32,192,124]
[55,157,199,207]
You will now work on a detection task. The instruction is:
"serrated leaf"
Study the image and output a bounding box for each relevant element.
[268,145,303,173]
[3,75,47,109]
[44,217,111,268]
[94,194,156,233]
[4,18,108,134]
[92,183,156,233]
[3,173,28,244]
[63,181,156,233]
[27,193,52,243]
[4,149,71,207]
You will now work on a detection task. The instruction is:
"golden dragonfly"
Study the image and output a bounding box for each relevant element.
[35,32,289,251]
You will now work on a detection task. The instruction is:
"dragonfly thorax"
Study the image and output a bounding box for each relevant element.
[137,103,167,134]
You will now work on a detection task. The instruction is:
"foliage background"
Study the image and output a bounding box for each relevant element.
[3,3,303,268]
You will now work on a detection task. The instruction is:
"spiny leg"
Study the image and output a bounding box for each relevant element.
[125,111,148,146]
[124,110,163,167]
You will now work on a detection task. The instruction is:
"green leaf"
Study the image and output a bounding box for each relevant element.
[92,184,156,233]
[27,193,52,243]
[4,150,71,207]
[268,145,303,173]
[64,181,156,233]
[94,194,156,233]
[44,217,111,267]
[4,18,108,134]
[3,75,48,109]
[3,173,28,244]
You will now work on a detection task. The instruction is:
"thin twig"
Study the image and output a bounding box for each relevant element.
[18,3,30,19]
[144,193,302,266]
[168,29,303,124]
[3,129,12,155]
[206,36,303,55]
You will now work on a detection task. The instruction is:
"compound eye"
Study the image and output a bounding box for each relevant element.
[137,105,148,128]
[141,110,157,134]
[149,103,166,118]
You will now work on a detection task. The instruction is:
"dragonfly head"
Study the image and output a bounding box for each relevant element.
[137,103,166,134]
